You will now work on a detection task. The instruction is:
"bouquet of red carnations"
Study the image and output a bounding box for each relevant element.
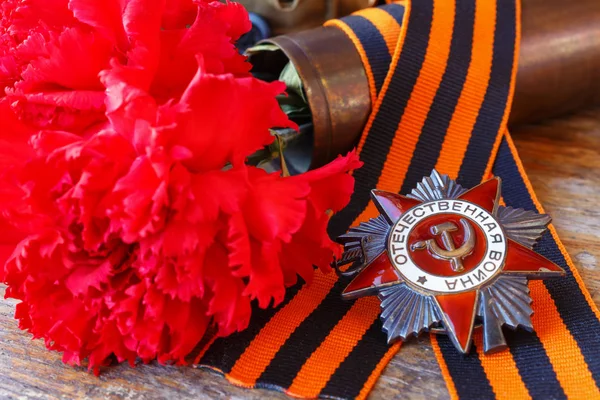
[0,0,360,374]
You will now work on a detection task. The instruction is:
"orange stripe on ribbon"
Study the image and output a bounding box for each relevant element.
[434,0,496,179]
[281,196,384,396]
[429,2,529,396]
[440,132,600,399]
[226,8,405,382]
[482,0,522,180]
[528,281,600,398]
[355,7,402,56]
[355,0,456,225]
[226,7,409,386]
[431,336,460,400]
[503,133,600,323]
[473,332,531,400]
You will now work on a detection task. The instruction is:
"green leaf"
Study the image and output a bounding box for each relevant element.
[279,62,306,103]
[245,43,281,56]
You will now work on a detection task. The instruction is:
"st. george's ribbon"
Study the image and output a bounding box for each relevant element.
[196,0,600,398]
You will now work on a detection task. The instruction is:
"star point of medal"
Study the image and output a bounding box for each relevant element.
[434,291,478,353]
[371,189,421,223]
[457,176,499,210]
[341,251,402,300]
[341,190,423,300]
[456,177,565,278]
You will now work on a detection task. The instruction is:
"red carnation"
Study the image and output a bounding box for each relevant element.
[0,0,361,374]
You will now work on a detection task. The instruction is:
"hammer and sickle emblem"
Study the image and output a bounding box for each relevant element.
[411,219,476,272]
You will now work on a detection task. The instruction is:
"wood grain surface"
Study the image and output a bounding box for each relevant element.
[1,108,599,399]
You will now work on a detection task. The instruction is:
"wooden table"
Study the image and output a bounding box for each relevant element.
[2,108,600,399]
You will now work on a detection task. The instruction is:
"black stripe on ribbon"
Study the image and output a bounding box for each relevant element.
[400,0,476,194]
[320,319,390,398]
[341,15,392,94]
[493,139,600,389]
[437,336,496,399]
[457,0,517,188]
[329,0,434,239]
[503,329,567,399]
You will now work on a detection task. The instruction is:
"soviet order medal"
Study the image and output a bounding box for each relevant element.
[335,170,565,354]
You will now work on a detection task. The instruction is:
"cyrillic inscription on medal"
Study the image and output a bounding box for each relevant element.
[388,200,507,293]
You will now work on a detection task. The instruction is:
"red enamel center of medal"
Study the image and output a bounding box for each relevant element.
[408,214,486,277]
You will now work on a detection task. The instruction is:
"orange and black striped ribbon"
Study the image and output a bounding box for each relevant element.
[198,0,600,398]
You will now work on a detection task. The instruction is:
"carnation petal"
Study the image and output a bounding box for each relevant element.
[225,213,251,277]
[177,61,294,171]
[187,168,247,223]
[69,0,128,49]
[243,168,310,243]
[243,241,285,309]
[64,258,113,296]
[204,243,251,336]
[18,27,110,91]
[164,298,209,362]
[292,150,363,213]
